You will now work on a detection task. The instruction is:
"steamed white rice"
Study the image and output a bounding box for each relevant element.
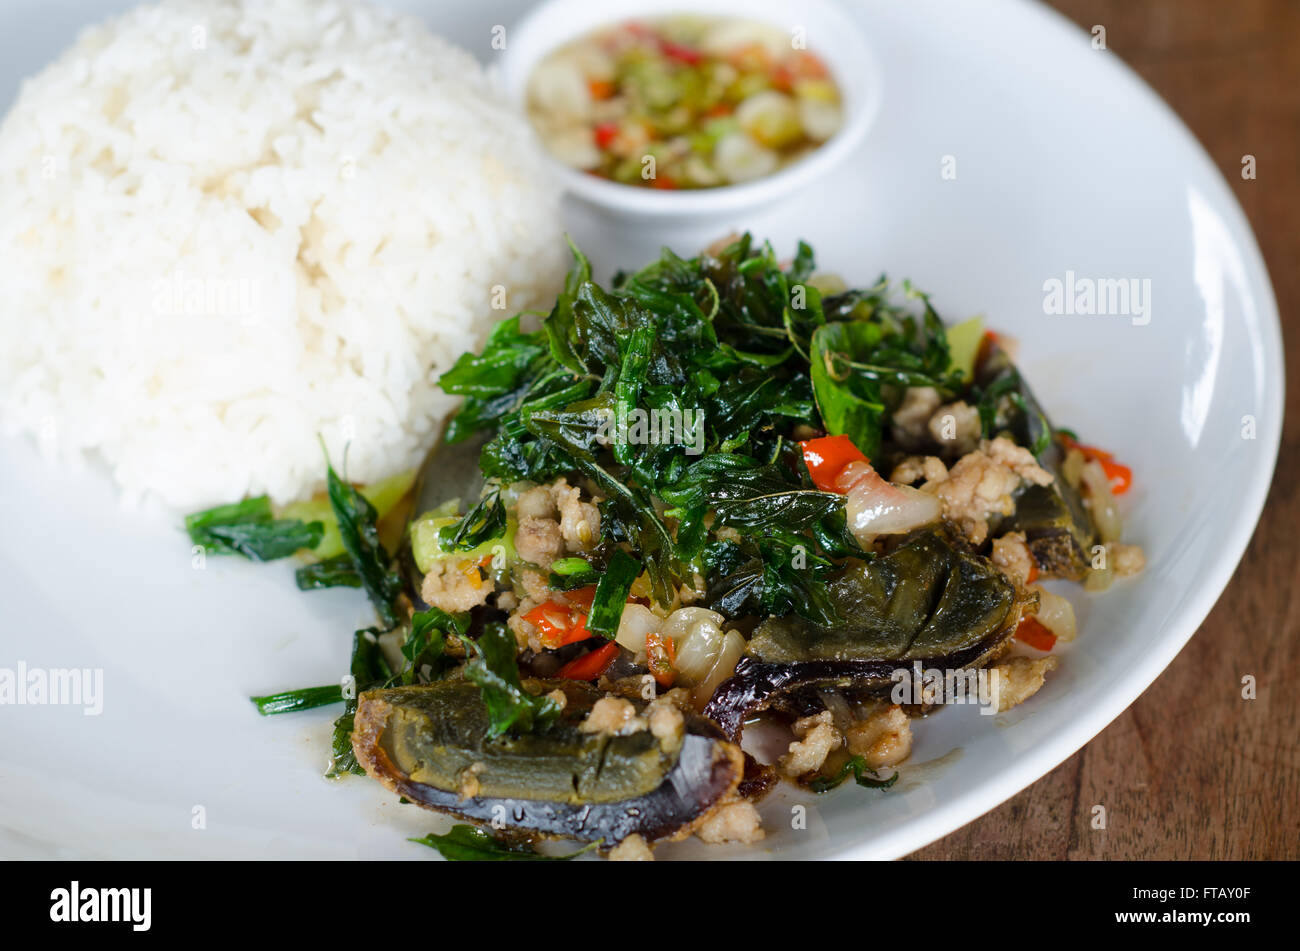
[0,0,566,509]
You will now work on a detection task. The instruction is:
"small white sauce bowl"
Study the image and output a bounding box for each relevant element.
[501,0,883,221]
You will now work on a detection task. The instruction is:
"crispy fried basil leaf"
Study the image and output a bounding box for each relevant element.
[810,322,888,458]
[478,377,591,483]
[438,487,506,553]
[527,398,678,606]
[439,316,551,444]
[295,553,362,590]
[185,496,323,562]
[325,453,403,629]
[440,316,548,398]
[410,824,599,861]
[972,345,1052,456]
[463,623,562,738]
[810,291,963,458]
[706,467,842,531]
[545,238,593,376]
[400,608,468,685]
[702,530,842,627]
[662,454,842,531]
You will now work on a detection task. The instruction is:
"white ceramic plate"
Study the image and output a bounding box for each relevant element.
[0,0,1282,860]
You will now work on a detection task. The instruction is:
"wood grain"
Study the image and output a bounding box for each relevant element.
[908,0,1300,861]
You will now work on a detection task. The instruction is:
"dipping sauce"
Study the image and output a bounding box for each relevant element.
[525,16,844,189]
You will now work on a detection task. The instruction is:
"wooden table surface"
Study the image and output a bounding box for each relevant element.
[909,0,1299,861]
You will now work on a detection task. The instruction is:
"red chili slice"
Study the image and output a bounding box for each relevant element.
[1015,616,1057,652]
[555,641,620,681]
[799,434,869,493]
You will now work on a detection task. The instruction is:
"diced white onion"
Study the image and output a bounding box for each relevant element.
[1032,586,1077,642]
[660,607,724,642]
[1081,459,1122,543]
[674,623,725,685]
[692,630,747,708]
[614,603,661,652]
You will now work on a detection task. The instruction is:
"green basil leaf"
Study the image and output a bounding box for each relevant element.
[438,487,506,552]
[250,685,344,715]
[463,623,561,738]
[185,496,323,561]
[295,553,362,590]
[325,451,403,629]
[587,549,641,639]
[809,755,900,793]
[410,824,599,861]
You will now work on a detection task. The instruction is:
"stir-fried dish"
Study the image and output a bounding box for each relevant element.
[526,17,843,188]
[188,235,1143,860]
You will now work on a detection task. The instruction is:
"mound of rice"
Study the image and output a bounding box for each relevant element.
[0,0,566,509]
